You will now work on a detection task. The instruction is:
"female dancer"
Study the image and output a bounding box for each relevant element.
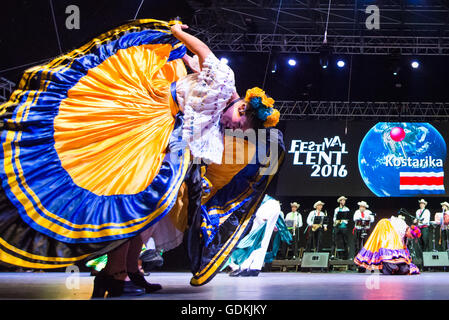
[0,19,283,297]
[354,215,421,275]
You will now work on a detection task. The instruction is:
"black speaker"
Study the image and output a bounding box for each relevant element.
[423,252,449,267]
[301,252,329,268]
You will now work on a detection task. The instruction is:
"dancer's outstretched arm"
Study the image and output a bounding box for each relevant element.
[171,24,212,70]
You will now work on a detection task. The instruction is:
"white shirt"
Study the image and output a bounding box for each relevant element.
[334,206,350,224]
[390,216,408,242]
[176,53,235,164]
[307,210,327,227]
[415,208,431,226]
[285,211,303,229]
[353,209,374,229]
[435,211,449,230]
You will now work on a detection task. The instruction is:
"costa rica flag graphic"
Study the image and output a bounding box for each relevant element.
[399,171,445,194]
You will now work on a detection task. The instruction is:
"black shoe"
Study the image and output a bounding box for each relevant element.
[91,272,108,298]
[91,271,126,298]
[357,267,366,273]
[128,272,162,293]
[238,269,260,277]
[247,269,260,277]
[238,269,249,276]
[229,269,243,277]
[123,281,146,296]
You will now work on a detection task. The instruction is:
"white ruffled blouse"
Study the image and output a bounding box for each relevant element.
[175,53,236,164]
[390,216,408,242]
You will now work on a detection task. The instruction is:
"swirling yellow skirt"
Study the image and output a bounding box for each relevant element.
[0,19,286,288]
[0,19,189,269]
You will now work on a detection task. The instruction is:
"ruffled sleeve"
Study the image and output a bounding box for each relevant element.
[178,53,236,164]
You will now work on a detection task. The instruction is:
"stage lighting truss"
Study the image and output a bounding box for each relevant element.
[0,77,15,103]
[276,101,449,121]
[190,32,449,56]
[188,1,449,56]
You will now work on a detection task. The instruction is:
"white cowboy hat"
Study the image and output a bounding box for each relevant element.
[357,201,369,208]
[290,202,300,208]
[418,199,428,205]
[441,202,449,208]
[313,201,325,209]
[337,196,347,203]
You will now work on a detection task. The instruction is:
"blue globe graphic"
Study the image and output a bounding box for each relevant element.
[358,122,447,197]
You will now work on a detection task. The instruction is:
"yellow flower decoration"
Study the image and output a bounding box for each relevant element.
[245,87,275,107]
[264,109,280,128]
[263,96,275,108]
[244,87,280,127]
[244,87,264,101]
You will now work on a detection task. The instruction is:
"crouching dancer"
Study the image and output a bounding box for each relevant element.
[354,216,421,275]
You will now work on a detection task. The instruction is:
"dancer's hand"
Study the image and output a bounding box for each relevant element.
[171,24,189,34]
[170,23,212,70]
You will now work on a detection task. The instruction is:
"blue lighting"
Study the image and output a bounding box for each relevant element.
[411,60,419,69]
[220,57,229,64]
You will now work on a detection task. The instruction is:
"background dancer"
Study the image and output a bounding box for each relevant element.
[354,216,421,275]
[226,195,285,277]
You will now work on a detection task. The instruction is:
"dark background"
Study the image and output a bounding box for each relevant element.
[1,0,449,270]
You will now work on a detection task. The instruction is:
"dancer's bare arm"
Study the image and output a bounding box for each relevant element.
[171,24,212,70]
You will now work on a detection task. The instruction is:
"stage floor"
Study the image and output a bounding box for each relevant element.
[0,271,448,300]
